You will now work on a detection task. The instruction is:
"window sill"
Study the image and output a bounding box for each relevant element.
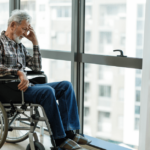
[81,134,132,150]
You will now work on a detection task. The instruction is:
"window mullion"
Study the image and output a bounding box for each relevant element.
[9,0,20,16]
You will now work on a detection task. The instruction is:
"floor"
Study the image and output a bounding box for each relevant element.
[2,131,103,150]
[2,131,53,150]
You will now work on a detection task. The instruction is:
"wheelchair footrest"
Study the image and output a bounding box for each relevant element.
[50,147,60,150]
[31,114,40,120]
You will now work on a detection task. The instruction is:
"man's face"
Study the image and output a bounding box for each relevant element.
[12,20,30,43]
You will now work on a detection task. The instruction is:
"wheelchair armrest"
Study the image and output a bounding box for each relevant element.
[0,75,19,81]
[25,70,44,75]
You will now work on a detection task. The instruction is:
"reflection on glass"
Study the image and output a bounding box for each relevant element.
[84,64,142,150]
[20,0,72,51]
[85,0,145,58]
[0,0,9,33]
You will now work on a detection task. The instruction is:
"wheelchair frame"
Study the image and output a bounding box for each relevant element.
[0,71,58,150]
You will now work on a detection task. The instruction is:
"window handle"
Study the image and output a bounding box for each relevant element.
[113,49,127,57]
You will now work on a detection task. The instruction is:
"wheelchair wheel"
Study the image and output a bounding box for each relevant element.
[6,111,30,143]
[0,102,8,148]
[26,141,45,150]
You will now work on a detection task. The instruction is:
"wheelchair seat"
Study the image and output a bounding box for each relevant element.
[0,70,58,150]
[0,71,47,104]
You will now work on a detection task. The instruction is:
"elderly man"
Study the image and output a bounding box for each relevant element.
[0,10,91,149]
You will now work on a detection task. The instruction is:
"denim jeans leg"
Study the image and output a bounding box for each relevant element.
[43,81,80,131]
[24,85,66,139]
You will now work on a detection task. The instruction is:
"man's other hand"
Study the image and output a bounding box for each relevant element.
[17,71,29,92]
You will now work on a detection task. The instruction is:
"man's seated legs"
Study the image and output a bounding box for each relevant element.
[24,81,80,147]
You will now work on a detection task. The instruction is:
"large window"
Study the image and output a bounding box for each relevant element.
[17,0,148,149]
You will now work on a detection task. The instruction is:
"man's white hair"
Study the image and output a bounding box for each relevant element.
[8,9,31,26]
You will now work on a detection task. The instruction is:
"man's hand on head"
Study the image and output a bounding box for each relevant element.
[17,70,29,92]
[23,25,39,45]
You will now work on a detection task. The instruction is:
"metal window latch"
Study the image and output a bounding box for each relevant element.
[113,49,127,57]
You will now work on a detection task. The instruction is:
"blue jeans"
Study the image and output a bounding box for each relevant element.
[24,81,80,139]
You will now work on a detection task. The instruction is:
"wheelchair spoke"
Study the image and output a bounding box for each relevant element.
[9,113,20,126]
[21,112,30,118]
[0,102,8,148]
[0,106,6,147]
[7,112,30,141]
[0,109,4,140]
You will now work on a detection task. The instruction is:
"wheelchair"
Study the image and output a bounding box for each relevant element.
[0,70,59,150]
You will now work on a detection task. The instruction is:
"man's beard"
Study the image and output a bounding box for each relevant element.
[13,33,23,44]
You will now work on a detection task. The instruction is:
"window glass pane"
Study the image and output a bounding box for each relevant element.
[0,0,9,33]
[27,58,71,83]
[85,0,146,58]
[42,58,71,82]
[84,64,142,150]
[20,0,72,51]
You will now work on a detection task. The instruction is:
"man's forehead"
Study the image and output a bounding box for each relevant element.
[20,20,30,28]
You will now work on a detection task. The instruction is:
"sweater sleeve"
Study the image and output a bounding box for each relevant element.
[23,45,42,71]
[0,41,19,77]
